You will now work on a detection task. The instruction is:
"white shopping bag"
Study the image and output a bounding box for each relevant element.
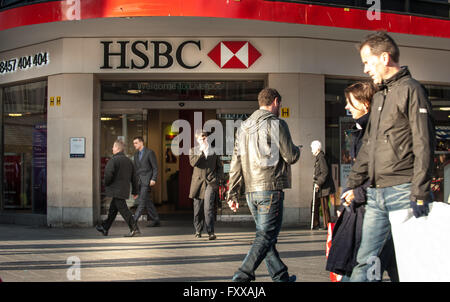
[389,202,450,282]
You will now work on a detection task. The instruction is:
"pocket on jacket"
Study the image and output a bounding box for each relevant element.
[386,135,400,161]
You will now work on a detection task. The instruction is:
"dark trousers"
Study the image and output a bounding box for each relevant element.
[312,196,331,229]
[134,184,160,223]
[102,198,135,231]
[193,184,216,234]
[232,190,290,282]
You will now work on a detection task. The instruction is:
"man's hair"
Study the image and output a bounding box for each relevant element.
[258,88,281,107]
[359,31,400,63]
[114,139,125,152]
[344,81,376,110]
[311,140,322,151]
[133,136,144,143]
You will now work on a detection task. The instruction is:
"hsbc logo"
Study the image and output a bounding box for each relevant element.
[208,41,261,69]
[100,39,261,70]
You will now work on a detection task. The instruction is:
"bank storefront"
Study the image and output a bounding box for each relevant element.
[1,35,449,227]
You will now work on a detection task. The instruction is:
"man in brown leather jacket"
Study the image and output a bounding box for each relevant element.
[227,88,301,282]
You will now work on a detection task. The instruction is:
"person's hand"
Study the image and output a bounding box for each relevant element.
[197,136,207,151]
[341,189,355,207]
[149,180,156,187]
[410,200,429,218]
[227,197,239,212]
[314,183,319,192]
[133,195,138,200]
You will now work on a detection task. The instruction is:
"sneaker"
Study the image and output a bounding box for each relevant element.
[288,275,297,282]
[194,232,201,238]
[95,225,108,236]
[208,233,217,240]
[124,229,139,237]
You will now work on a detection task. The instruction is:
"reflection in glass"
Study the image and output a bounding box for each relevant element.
[2,81,47,213]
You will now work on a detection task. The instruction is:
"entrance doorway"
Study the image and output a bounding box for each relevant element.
[99,108,252,217]
[99,78,263,219]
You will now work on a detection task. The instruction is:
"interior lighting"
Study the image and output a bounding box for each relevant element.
[127,89,142,94]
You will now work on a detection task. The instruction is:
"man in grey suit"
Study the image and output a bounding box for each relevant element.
[132,136,161,227]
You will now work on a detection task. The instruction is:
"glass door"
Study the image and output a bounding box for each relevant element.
[100,110,147,215]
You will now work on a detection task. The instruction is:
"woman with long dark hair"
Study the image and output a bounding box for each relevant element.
[326,81,399,282]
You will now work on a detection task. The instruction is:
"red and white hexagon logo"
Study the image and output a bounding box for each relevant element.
[207,41,261,69]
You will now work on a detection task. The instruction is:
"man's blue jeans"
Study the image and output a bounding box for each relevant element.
[350,183,411,282]
[232,190,290,282]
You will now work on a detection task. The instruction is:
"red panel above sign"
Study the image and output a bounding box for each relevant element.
[0,0,449,39]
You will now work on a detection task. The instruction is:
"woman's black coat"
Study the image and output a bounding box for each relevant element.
[326,113,370,276]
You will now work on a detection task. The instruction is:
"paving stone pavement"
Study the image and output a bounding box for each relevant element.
[0,218,331,282]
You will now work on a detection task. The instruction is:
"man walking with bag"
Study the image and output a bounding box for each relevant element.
[342,31,435,282]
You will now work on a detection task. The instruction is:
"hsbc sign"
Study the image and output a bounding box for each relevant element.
[100,40,261,70]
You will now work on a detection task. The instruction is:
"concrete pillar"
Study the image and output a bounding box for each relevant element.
[47,74,95,227]
[268,73,325,227]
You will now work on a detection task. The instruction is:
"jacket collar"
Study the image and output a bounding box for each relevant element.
[379,66,411,90]
[241,109,275,133]
[113,151,125,157]
[355,112,369,130]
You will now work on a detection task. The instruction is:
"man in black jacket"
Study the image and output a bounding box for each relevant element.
[132,136,160,227]
[96,140,139,237]
[342,32,435,281]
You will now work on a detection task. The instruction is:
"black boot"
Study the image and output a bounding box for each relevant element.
[96,224,108,236]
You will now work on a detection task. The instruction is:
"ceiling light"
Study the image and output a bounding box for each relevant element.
[127,89,142,94]
[438,107,450,111]
[9,113,23,117]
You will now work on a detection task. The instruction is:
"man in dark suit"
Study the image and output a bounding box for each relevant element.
[189,131,223,240]
[96,139,140,237]
[132,136,161,227]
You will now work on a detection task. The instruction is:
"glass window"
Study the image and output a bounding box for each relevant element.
[426,84,450,203]
[2,81,47,213]
[101,80,265,102]
[215,113,253,217]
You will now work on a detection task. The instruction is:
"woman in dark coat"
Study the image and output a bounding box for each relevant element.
[326,81,399,281]
[311,140,335,230]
